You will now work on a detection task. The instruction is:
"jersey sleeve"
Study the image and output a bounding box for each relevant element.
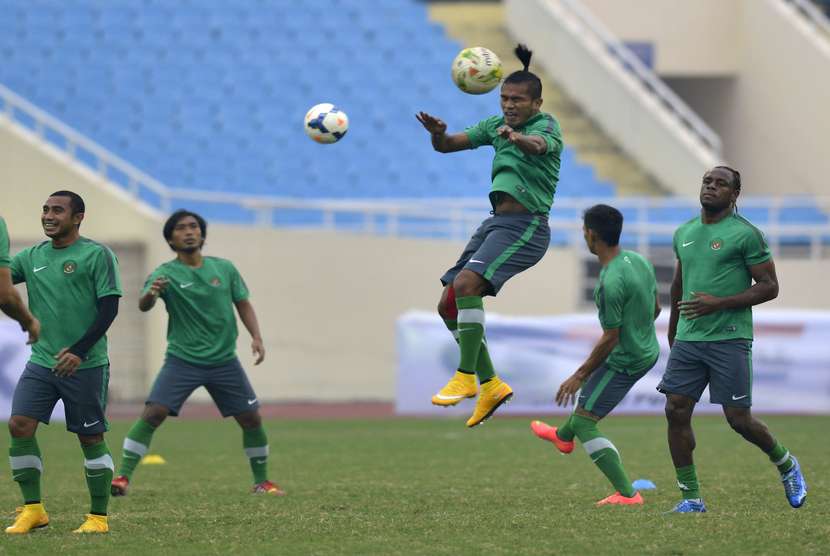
[741,226,772,266]
[525,115,563,155]
[0,218,10,268]
[597,275,625,330]
[464,116,499,149]
[92,246,123,298]
[10,248,26,284]
[227,261,250,302]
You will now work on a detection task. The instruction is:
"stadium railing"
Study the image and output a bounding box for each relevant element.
[784,0,830,37]
[3,82,829,259]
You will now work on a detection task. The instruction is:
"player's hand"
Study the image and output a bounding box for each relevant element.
[22,317,40,345]
[555,373,584,407]
[53,347,82,377]
[677,292,722,320]
[416,112,447,135]
[149,277,170,298]
[496,125,517,141]
[251,337,265,365]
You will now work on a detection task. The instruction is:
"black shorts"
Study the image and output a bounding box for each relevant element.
[577,363,653,418]
[441,213,550,296]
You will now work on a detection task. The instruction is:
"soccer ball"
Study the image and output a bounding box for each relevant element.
[451,47,503,94]
[303,103,349,144]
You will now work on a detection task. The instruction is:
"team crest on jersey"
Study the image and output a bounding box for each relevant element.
[63,260,77,274]
[210,277,221,287]
[710,239,723,251]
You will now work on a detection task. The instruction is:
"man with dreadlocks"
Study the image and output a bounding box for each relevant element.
[415,45,563,427]
[657,166,807,512]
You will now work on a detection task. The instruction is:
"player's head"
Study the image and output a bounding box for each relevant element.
[583,204,623,254]
[501,44,543,128]
[42,190,85,239]
[163,209,207,253]
[700,166,741,213]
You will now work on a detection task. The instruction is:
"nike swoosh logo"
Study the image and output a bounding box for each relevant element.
[591,453,607,464]
[83,420,100,428]
[86,472,105,478]
[12,473,26,480]
[435,393,465,400]
[180,282,194,288]
[731,394,748,400]
[254,459,267,464]
[458,328,479,333]
[682,241,695,247]
[33,266,47,272]
[247,399,257,405]
[469,259,485,264]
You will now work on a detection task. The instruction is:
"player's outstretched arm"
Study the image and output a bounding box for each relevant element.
[235,299,265,365]
[0,267,39,344]
[139,277,169,312]
[416,112,472,153]
[555,327,620,406]
[667,261,682,347]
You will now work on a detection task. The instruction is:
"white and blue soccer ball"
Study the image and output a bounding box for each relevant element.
[303,103,349,144]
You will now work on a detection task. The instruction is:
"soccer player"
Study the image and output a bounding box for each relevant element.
[111,210,283,497]
[0,216,40,344]
[658,166,807,513]
[416,45,562,427]
[5,191,121,534]
[531,205,660,506]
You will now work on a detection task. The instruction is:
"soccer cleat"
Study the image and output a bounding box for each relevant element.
[667,499,707,513]
[431,371,478,406]
[111,475,130,497]
[73,514,108,533]
[596,492,644,506]
[5,503,48,534]
[466,377,513,427]
[530,420,575,454]
[252,480,286,496]
[781,456,807,508]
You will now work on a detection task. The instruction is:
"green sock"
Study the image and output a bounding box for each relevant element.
[9,437,42,504]
[572,415,635,498]
[118,418,157,480]
[456,296,493,382]
[243,426,269,484]
[557,415,576,442]
[675,464,700,500]
[768,441,795,474]
[82,441,114,515]
[444,318,496,381]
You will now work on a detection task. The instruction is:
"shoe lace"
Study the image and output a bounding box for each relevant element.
[782,470,800,494]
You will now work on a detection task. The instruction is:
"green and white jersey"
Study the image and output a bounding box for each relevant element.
[673,213,771,341]
[465,112,563,214]
[11,237,122,369]
[594,250,660,375]
[145,256,249,365]
[0,217,10,268]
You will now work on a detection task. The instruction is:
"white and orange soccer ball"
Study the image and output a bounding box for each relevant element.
[451,47,503,94]
[303,103,349,144]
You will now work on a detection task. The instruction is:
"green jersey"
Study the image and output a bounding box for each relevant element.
[594,250,660,374]
[11,237,122,369]
[0,217,10,268]
[465,112,563,214]
[145,256,249,365]
[673,213,771,341]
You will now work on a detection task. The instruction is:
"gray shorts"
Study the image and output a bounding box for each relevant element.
[11,362,110,434]
[147,354,260,417]
[441,213,550,296]
[657,340,753,407]
[577,362,653,418]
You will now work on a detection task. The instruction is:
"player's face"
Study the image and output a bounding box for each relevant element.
[700,168,738,212]
[169,215,203,253]
[500,83,542,127]
[41,196,83,239]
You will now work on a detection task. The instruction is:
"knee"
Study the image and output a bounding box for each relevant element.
[236,411,261,429]
[141,404,169,428]
[452,271,485,298]
[8,416,36,438]
[664,399,692,425]
[78,433,104,446]
[437,297,452,319]
[726,413,751,436]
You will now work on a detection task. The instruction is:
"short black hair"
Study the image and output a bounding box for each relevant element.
[583,204,623,247]
[503,44,542,99]
[163,209,207,250]
[50,190,85,215]
[714,165,741,191]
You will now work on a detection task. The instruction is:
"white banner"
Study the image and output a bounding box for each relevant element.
[396,310,830,415]
[0,319,64,421]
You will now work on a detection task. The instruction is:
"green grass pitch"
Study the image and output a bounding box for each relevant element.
[1,415,827,555]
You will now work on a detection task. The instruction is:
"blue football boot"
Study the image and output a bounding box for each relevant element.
[781,456,807,508]
[667,499,707,513]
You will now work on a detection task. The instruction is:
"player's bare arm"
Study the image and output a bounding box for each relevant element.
[555,327,620,407]
[138,277,169,312]
[235,298,265,365]
[667,260,682,346]
[679,259,778,320]
[0,267,40,344]
[496,125,547,155]
[415,112,472,153]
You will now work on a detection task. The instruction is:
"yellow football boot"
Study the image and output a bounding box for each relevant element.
[73,514,108,534]
[431,371,478,406]
[466,377,513,427]
[5,503,48,534]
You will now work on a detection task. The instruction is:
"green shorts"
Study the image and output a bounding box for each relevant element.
[146,354,259,417]
[657,339,753,407]
[11,362,110,434]
[577,362,654,418]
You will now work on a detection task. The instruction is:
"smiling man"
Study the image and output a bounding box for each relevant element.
[111,210,283,498]
[6,191,121,534]
[416,44,563,427]
[658,166,807,513]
